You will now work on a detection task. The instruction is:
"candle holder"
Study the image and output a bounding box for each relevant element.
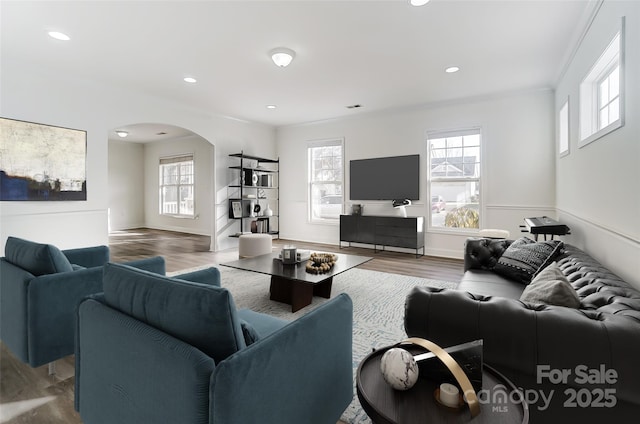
[435,383,464,409]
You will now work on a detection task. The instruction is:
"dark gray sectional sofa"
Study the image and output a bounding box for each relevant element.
[404,237,640,423]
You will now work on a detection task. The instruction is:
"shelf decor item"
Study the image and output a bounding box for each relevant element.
[264,204,273,217]
[231,201,242,218]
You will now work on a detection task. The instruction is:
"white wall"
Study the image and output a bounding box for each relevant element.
[555,0,640,288]
[108,139,145,231]
[276,89,556,258]
[0,62,276,254]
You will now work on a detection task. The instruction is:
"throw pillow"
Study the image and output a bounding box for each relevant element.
[4,236,73,276]
[493,237,564,284]
[239,319,260,345]
[520,262,581,308]
[103,263,246,364]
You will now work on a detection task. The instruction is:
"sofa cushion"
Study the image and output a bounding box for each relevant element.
[102,262,246,364]
[520,263,581,308]
[493,237,564,284]
[4,236,73,276]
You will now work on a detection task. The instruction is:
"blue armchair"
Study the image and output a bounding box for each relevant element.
[75,262,353,424]
[0,236,165,367]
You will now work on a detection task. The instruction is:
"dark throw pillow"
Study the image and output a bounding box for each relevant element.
[520,262,581,308]
[493,237,564,284]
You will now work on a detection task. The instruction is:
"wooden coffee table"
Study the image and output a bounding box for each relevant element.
[221,252,372,312]
[357,344,529,424]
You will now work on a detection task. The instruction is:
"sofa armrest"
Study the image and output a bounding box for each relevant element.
[0,259,35,363]
[75,298,215,423]
[172,267,221,287]
[120,256,166,275]
[464,237,512,271]
[27,266,106,366]
[404,286,640,406]
[210,293,354,424]
[62,245,110,268]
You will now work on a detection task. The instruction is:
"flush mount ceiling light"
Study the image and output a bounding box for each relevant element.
[410,0,430,6]
[48,31,70,41]
[270,47,296,67]
[445,66,460,73]
[115,131,128,138]
[266,105,277,110]
[183,77,197,83]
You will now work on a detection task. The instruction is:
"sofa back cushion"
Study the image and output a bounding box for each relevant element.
[102,263,246,364]
[493,237,564,284]
[520,262,581,308]
[4,236,73,276]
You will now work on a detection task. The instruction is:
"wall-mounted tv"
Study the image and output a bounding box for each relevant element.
[350,154,420,200]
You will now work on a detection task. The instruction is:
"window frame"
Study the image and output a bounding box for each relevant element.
[558,97,570,157]
[579,18,625,148]
[158,153,195,218]
[307,138,344,224]
[426,127,482,233]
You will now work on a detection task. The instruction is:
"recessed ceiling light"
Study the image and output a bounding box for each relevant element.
[115,131,128,138]
[183,77,197,83]
[48,31,70,41]
[445,66,460,73]
[266,105,277,110]
[410,0,430,6]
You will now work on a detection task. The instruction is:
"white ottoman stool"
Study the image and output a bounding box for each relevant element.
[238,233,273,258]
[479,229,510,239]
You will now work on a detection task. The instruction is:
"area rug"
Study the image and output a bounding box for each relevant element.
[169,266,457,423]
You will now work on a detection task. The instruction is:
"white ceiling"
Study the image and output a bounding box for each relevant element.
[3,0,594,132]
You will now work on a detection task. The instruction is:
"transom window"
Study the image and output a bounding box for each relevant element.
[579,21,625,147]
[159,154,195,217]
[308,139,343,223]
[427,129,481,230]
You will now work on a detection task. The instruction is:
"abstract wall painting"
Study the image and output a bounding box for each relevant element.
[0,117,87,201]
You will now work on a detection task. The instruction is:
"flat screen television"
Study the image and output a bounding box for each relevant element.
[350,154,420,200]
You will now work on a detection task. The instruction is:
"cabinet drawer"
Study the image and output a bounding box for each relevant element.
[375,217,417,228]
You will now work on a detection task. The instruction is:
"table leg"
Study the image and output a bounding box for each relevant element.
[270,276,313,312]
[313,277,333,299]
[269,276,333,312]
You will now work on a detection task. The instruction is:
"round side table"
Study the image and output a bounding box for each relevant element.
[357,345,529,424]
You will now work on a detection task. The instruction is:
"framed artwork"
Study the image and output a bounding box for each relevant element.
[231,201,242,218]
[0,117,87,201]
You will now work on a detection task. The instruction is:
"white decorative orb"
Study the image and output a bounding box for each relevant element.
[380,348,419,390]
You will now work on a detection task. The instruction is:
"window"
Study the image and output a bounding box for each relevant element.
[427,129,481,230]
[558,98,569,156]
[159,154,195,217]
[579,19,625,147]
[308,139,343,222]
[598,65,620,128]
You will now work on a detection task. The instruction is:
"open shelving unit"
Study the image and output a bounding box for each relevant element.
[228,151,279,238]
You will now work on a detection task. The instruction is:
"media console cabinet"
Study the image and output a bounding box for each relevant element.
[339,215,425,257]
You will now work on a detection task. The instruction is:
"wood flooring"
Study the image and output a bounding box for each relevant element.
[0,228,464,423]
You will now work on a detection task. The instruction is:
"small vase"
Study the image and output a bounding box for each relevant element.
[264,204,273,217]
